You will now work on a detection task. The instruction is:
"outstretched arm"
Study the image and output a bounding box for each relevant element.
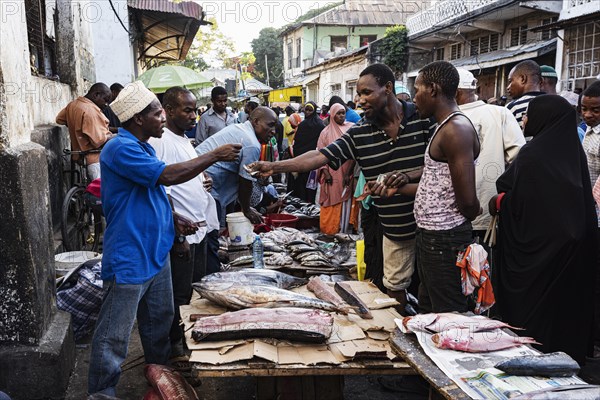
[248,150,329,177]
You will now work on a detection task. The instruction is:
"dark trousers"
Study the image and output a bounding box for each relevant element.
[205,229,220,276]
[416,222,472,314]
[169,240,207,355]
[361,205,385,292]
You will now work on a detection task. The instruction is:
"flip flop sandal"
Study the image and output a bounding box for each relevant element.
[169,355,192,372]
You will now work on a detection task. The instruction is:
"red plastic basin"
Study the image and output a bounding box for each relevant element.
[266,213,299,228]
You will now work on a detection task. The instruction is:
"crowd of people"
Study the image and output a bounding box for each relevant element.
[54,59,600,396]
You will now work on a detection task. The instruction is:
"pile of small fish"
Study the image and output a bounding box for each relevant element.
[261,227,315,249]
[287,240,334,268]
[265,253,294,266]
[192,307,333,343]
[281,196,320,218]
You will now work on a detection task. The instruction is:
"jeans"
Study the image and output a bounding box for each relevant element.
[416,222,472,314]
[169,241,207,356]
[88,260,173,397]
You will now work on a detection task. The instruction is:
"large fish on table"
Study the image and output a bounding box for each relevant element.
[400,312,520,334]
[495,352,580,377]
[432,328,539,353]
[200,269,307,289]
[193,281,338,312]
[192,307,333,343]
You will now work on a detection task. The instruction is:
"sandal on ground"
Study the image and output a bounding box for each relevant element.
[169,354,192,372]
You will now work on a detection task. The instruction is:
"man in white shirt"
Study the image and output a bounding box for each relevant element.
[455,68,526,240]
[149,86,237,364]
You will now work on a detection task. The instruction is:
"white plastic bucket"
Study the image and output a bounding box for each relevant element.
[226,212,255,245]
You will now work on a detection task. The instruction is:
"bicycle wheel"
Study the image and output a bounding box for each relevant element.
[61,187,97,252]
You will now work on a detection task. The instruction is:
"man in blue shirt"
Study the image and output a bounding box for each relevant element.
[196,106,278,225]
[88,81,240,397]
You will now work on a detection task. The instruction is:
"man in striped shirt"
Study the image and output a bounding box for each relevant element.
[505,60,545,132]
[248,64,434,313]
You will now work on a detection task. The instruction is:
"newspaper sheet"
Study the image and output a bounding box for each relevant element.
[405,326,585,399]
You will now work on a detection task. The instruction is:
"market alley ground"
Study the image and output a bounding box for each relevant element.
[65,324,431,399]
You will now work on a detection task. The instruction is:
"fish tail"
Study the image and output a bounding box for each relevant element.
[518,336,541,345]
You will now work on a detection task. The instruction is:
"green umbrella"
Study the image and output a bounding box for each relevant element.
[137,65,211,93]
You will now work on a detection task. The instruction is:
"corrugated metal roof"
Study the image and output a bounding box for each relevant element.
[451,39,557,68]
[303,0,411,26]
[127,0,203,19]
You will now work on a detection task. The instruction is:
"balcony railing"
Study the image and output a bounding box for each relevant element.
[406,0,500,37]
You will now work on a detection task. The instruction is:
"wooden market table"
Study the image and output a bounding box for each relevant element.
[390,330,471,400]
[191,357,416,400]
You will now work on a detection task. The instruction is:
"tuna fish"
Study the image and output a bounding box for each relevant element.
[334,282,373,319]
[400,313,521,334]
[431,328,540,353]
[193,281,338,312]
[307,277,354,314]
[495,352,580,377]
[200,269,307,289]
[192,307,333,343]
[510,384,600,399]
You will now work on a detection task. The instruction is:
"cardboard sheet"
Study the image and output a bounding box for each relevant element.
[341,280,400,309]
[185,280,399,366]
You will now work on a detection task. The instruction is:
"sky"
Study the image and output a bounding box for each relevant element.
[196,1,336,54]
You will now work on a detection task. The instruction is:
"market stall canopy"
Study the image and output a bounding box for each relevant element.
[128,0,209,65]
[243,78,273,94]
[137,65,211,93]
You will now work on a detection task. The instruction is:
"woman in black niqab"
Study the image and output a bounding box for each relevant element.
[492,95,598,364]
[287,101,325,203]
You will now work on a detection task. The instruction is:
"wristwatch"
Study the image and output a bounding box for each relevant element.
[175,235,186,244]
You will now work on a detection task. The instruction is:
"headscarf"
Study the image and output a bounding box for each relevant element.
[495,95,598,363]
[292,101,324,156]
[321,103,353,141]
[288,113,302,128]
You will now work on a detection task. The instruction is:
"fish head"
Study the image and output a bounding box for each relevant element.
[405,313,438,333]
[431,329,472,351]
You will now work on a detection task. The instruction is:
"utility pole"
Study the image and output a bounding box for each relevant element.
[265,54,270,87]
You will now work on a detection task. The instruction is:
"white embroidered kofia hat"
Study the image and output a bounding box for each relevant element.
[110,81,157,123]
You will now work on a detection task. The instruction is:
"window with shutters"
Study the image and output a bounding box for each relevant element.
[510,25,528,47]
[470,33,500,56]
[541,17,558,40]
[25,0,57,77]
[287,41,293,69]
[450,43,462,60]
[295,39,301,68]
[435,48,445,61]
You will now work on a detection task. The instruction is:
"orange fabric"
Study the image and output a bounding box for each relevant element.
[349,196,359,229]
[320,203,342,235]
[56,97,110,164]
[456,244,495,314]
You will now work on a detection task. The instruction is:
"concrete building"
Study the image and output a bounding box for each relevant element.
[0,1,204,398]
[280,0,424,88]
[532,0,600,92]
[405,0,562,101]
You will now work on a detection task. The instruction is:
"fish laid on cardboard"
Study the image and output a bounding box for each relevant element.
[192,307,333,343]
[334,281,373,319]
[200,270,307,289]
[307,277,354,315]
[431,328,539,353]
[193,281,338,312]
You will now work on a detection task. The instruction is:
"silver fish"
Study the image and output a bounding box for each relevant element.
[193,281,338,312]
[200,270,307,289]
[228,255,254,266]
